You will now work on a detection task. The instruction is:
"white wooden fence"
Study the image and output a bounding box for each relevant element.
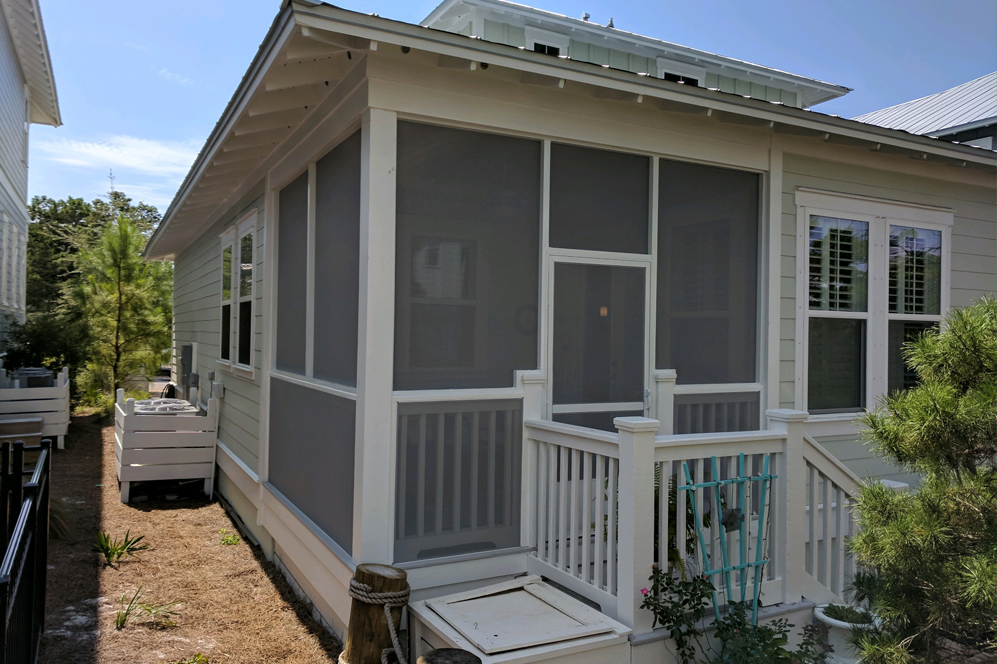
[0,367,69,449]
[114,389,219,503]
[522,409,860,635]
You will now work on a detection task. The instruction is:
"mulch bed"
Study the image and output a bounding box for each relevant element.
[39,414,343,664]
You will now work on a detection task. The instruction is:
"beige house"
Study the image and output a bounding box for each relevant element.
[0,0,60,342]
[146,1,996,660]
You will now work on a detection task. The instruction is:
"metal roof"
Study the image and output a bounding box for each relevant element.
[423,0,851,108]
[853,72,996,137]
[0,0,60,126]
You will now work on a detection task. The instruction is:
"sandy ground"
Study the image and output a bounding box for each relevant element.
[39,414,342,664]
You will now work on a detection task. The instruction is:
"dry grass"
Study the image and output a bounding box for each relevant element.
[40,414,342,664]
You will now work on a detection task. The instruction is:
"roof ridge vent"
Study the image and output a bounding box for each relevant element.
[607,17,614,28]
[581,12,590,21]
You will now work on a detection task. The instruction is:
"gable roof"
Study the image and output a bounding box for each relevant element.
[0,0,60,126]
[853,72,996,137]
[422,0,850,108]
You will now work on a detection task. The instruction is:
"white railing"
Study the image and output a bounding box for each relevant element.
[802,434,860,599]
[522,409,862,636]
[525,419,621,615]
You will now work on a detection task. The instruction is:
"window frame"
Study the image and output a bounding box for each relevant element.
[524,26,569,56]
[218,210,258,378]
[795,189,952,423]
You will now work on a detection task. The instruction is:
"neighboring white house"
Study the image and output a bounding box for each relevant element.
[855,72,996,150]
[0,0,60,343]
[145,0,996,660]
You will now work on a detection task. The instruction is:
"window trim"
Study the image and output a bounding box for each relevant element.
[656,57,705,85]
[524,26,569,55]
[795,189,952,423]
[218,210,259,378]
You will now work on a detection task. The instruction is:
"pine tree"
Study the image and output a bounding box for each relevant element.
[70,214,172,394]
[851,298,997,663]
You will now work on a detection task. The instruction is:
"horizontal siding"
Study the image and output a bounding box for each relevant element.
[0,15,27,202]
[815,434,919,487]
[781,153,996,480]
[173,183,266,473]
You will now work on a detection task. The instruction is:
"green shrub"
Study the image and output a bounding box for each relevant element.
[93,530,148,566]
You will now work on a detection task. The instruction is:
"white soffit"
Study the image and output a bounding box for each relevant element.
[0,0,60,126]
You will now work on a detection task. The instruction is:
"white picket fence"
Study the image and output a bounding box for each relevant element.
[0,366,70,449]
[114,389,219,503]
[522,409,860,635]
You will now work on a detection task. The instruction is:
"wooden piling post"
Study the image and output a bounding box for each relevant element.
[341,563,409,664]
[417,649,482,664]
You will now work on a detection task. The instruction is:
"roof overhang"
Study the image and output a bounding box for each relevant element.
[145,0,996,261]
[1,0,60,126]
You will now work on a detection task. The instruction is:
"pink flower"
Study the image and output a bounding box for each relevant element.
[640,588,649,596]
[734,629,739,634]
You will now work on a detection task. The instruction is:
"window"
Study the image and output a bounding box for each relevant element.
[525,26,568,58]
[656,58,705,87]
[219,211,257,372]
[797,190,951,416]
[395,121,541,390]
[533,43,560,56]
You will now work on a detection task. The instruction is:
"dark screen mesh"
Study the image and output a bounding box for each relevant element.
[276,172,309,374]
[394,121,541,390]
[314,131,361,386]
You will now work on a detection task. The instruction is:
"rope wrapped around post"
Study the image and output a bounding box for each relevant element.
[339,564,411,664]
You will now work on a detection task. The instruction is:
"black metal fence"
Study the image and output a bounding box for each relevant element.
[0,440,51,664]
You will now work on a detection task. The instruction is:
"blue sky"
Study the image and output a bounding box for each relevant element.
[28,0,996,212]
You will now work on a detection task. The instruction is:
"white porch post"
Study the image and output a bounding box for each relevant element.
[614,416,658,635]
[653,369,676,436]
[353,108,398,564]
[519,370,545,548]
[767,408,809,603]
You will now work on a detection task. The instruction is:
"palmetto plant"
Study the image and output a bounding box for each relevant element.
[93,529,149,566]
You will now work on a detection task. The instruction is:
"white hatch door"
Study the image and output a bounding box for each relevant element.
[426,576,614,655]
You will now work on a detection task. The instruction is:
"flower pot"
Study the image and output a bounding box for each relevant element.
[813,604,878,664]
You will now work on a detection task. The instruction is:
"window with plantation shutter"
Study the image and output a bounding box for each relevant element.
[798,190,951,419]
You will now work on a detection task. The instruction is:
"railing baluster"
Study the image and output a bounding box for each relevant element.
[488,411,497,528]
[470,412,479,530]
[607,457,618,594]
[658,460,668,576]
[436,413,445,535]
[835,485,844,595]
[453,412,462,533]
[547,444,557,565]
[581,452,592,585]
[536,441,547,561]
[676,458,687,576]
[822,472,832,586]
[569,449,580,578]
[504,410,513,526]
[417,415,426,538]
[397,415,408,539]
[807,463,817,577]
[558,445,568,570]
[595,452,606,590]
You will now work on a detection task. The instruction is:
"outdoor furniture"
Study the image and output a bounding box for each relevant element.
[0,365,70,449]
[114,389,219,503]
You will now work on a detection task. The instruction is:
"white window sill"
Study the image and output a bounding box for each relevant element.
[217,360,255,381]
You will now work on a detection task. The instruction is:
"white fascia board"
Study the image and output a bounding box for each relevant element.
[0,0,60,126]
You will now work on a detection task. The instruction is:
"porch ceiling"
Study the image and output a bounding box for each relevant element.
[146,0,996,261]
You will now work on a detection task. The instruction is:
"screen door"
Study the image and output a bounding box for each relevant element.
[550,262,648,431]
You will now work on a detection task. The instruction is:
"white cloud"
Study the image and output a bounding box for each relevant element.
[104,181,179,209]
[35,135,200,179]
[158,68,195,86]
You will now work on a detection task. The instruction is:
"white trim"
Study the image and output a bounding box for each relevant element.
[672,382,763,395]
[795,188,954,226]
[392,387,523,402]
[305,163,317,377]
[551,402,645,414]
[271,371,357,400]
[216,440,261,508]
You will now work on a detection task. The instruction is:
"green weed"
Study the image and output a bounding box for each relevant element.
[219,528,240,546]
[93,529,148,566]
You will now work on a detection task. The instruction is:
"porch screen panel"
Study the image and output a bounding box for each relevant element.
[656,160,759,385]
[549,143,649,254]
[276,172,309,375]
[314,130,361,386]
[395,399,522,563]
[268,377,355,555]
[394,121,541,390]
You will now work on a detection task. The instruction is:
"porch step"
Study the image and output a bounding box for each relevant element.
[409,575,631,663]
